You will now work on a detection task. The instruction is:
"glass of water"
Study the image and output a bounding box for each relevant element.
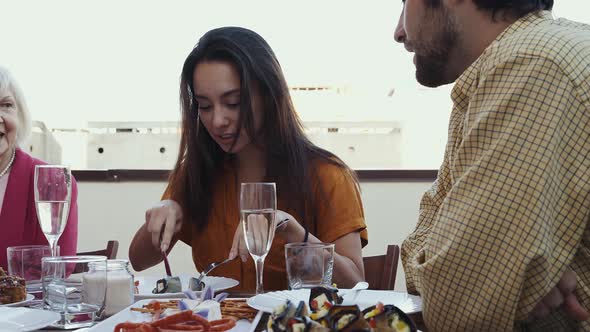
[240,182,277,295]
[7,245,59,299]
[34,165,72,257]
[285,242,335,289]
[42,256,107,329]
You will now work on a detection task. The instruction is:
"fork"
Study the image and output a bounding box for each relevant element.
[192,257,234,290]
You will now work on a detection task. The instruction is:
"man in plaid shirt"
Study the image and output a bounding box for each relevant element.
[394,0,590,330]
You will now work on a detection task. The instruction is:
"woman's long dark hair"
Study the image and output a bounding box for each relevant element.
[168,27,358,234]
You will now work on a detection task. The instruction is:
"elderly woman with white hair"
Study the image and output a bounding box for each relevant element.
[0,67,78,270]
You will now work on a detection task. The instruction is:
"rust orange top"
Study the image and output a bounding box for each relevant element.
[164,159,367,291]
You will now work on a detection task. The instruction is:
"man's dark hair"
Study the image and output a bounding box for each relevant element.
[428,0,554,19]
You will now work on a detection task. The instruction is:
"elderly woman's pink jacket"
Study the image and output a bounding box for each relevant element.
[0,148,78,270]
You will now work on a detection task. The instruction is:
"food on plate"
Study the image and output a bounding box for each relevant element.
[189,277,206,291]
[220,298,258,321]
[310,286,343,307]
[267,286,416,332]
[130,299,181,313]
[114,309,236,331]
[328,305,369,331]
[153,276,182,294]
[309,286,342,321]
[152,253,183,295]
[119,290,246,332]
[0,267,27,304]
[268,300,310,332]
[139,276,206,294]
[132,299,222,321]
[362,303,414,332]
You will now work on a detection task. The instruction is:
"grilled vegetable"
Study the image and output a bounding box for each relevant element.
[362,303,416,332]
[152,276,182,294]
[269,287,416,332]
[328,305,369,332]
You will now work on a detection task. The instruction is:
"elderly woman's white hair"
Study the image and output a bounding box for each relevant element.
[0,66,32,147]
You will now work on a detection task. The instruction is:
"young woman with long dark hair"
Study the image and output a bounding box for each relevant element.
[129,27,367,291]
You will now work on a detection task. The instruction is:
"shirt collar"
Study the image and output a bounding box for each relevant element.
[451,10,554,105]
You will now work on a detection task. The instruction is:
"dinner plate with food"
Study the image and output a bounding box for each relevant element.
[0,293,35,307]
[248,286,422,314]
[134,274,240,300]
[256,286,420,332]
[0,267,35,307]
[92,286,262,332]
[133,253,240,300]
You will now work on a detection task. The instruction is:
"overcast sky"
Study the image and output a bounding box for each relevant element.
[2,0,587,127]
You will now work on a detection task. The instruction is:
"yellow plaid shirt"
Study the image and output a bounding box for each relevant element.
[401,11,590,331]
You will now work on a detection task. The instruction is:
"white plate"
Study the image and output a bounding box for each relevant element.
[89,298,260,332]
[0,294,35,307]
[0,307,60,331]
[134,275,239,300]
[247,289,423,314]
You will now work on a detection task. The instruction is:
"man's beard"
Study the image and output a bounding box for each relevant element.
[410,11,458,87]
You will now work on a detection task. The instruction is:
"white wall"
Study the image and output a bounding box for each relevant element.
[76,179,432,291]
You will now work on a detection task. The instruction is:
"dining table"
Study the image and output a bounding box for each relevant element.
[30,290,427,332]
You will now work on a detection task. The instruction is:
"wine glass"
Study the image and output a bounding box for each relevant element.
[240,182,277,295]
[34,165,72,257]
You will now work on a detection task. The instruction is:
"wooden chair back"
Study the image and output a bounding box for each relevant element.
[363,244,400,290]
[73,240,119,273]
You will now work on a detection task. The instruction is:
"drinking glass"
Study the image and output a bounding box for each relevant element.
[7,245,59,297]
[240,182,277,295]
[285,242,335,289]
[34,165,72,257]
[42,255,107,329]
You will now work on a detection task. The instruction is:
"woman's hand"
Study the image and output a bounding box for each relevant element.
[145,199,183,252]
[275,210,308,243]
[530,268,589,321]
[228,222,248,262]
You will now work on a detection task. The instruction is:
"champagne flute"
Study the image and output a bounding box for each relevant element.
[240,182,277,295]
[34,165,72,257]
